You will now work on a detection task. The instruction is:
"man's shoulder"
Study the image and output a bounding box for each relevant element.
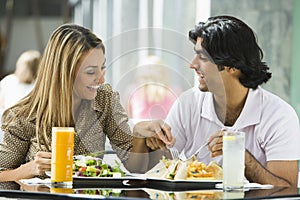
[258,87,297,116]
[178,86,206,101]
[170,87,208,114]
[259,87,293,107]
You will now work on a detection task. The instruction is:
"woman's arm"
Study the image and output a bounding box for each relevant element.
[124,136,149,173]
[0,152,51,181]
[0,161,36,181]
[125,120,174,173]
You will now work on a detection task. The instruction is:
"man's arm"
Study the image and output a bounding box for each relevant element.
[245,150,298,187]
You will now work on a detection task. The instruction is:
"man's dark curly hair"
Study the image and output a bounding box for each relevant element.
[189,15,271,89]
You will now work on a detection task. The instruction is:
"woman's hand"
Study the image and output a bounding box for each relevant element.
[31,152,52,176]
[133,119,175,150]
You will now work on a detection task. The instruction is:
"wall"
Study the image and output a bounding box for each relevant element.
[291,0,300,117]
[85,0,201,109]
[0,17,63,74]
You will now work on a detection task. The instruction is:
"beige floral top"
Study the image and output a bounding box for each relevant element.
[0,84,133,173]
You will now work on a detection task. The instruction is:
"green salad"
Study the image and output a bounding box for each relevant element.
[73,156,125,177]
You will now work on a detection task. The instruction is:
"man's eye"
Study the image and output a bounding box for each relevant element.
[198,54,208,61]
[101,65,106,70]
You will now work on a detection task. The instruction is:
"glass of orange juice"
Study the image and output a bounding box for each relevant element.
[51,127,74,187]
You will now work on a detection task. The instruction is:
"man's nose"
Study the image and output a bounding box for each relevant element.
[190,63,201,72]
[190,55,198,68]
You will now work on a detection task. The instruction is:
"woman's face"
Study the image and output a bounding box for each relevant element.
[73,48,106,101]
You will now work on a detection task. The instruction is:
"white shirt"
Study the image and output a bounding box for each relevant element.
[0,74,35,109]
[166,86,300,167]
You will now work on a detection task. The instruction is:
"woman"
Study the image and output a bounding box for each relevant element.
[0,24,173,181]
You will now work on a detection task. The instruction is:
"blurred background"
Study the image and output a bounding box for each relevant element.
[0,0,299,118]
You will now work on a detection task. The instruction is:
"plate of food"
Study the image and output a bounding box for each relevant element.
[143,157,223,190]
[72,155,146,188]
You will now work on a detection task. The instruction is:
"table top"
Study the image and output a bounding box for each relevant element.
[0,179,300,200]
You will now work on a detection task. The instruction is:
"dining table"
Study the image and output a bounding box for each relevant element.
[1,176,300,200]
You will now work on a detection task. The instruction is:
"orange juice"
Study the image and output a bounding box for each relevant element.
[51,127,74,186]
[51,187,73,194]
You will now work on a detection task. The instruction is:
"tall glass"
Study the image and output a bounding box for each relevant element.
[51,127,74,187]
[222,130,245,191]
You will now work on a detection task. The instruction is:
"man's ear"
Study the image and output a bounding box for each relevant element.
[224,66,234,71]
[225,66,238,72]
[224,66,240,77]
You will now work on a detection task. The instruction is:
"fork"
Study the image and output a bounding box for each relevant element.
[167,146,180,160]
[168,142,209,161]
[180,142,209,161]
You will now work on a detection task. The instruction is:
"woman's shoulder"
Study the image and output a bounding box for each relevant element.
[95,84,116,100]
[93,84,120,110]
[1,106,35,138]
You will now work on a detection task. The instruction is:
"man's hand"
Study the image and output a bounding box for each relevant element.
[207,129,297,187]
[207,129,224,157]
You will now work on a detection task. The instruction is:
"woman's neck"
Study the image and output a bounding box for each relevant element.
[72,97,82,120]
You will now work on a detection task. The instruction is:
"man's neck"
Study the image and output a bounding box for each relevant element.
[214,85,249,126]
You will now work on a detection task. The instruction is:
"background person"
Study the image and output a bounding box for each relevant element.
[127,55,178,120]
[144,15,300,187]
[0,50,41,110]
[0,50,41,143]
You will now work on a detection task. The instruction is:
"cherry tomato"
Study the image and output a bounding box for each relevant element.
[79,166,87,172]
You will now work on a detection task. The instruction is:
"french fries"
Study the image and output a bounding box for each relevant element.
[187,160,223,180]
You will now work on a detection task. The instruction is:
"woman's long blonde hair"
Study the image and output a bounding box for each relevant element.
[2,24,105,151]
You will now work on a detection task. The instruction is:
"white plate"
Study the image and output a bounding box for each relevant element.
[45,171,51,177]
[147,177,222,183]
[73,175,146,180]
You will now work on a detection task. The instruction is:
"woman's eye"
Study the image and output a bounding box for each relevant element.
[87,71,95,75]
[101,65,106,70]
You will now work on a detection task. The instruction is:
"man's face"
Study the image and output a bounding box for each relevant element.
[190,37,225,94]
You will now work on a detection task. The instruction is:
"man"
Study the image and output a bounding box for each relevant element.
[142,15,300,187]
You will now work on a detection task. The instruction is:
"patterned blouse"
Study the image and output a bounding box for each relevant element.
[0,84,133,173]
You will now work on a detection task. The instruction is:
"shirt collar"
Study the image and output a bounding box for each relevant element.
[201,87,262,129]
